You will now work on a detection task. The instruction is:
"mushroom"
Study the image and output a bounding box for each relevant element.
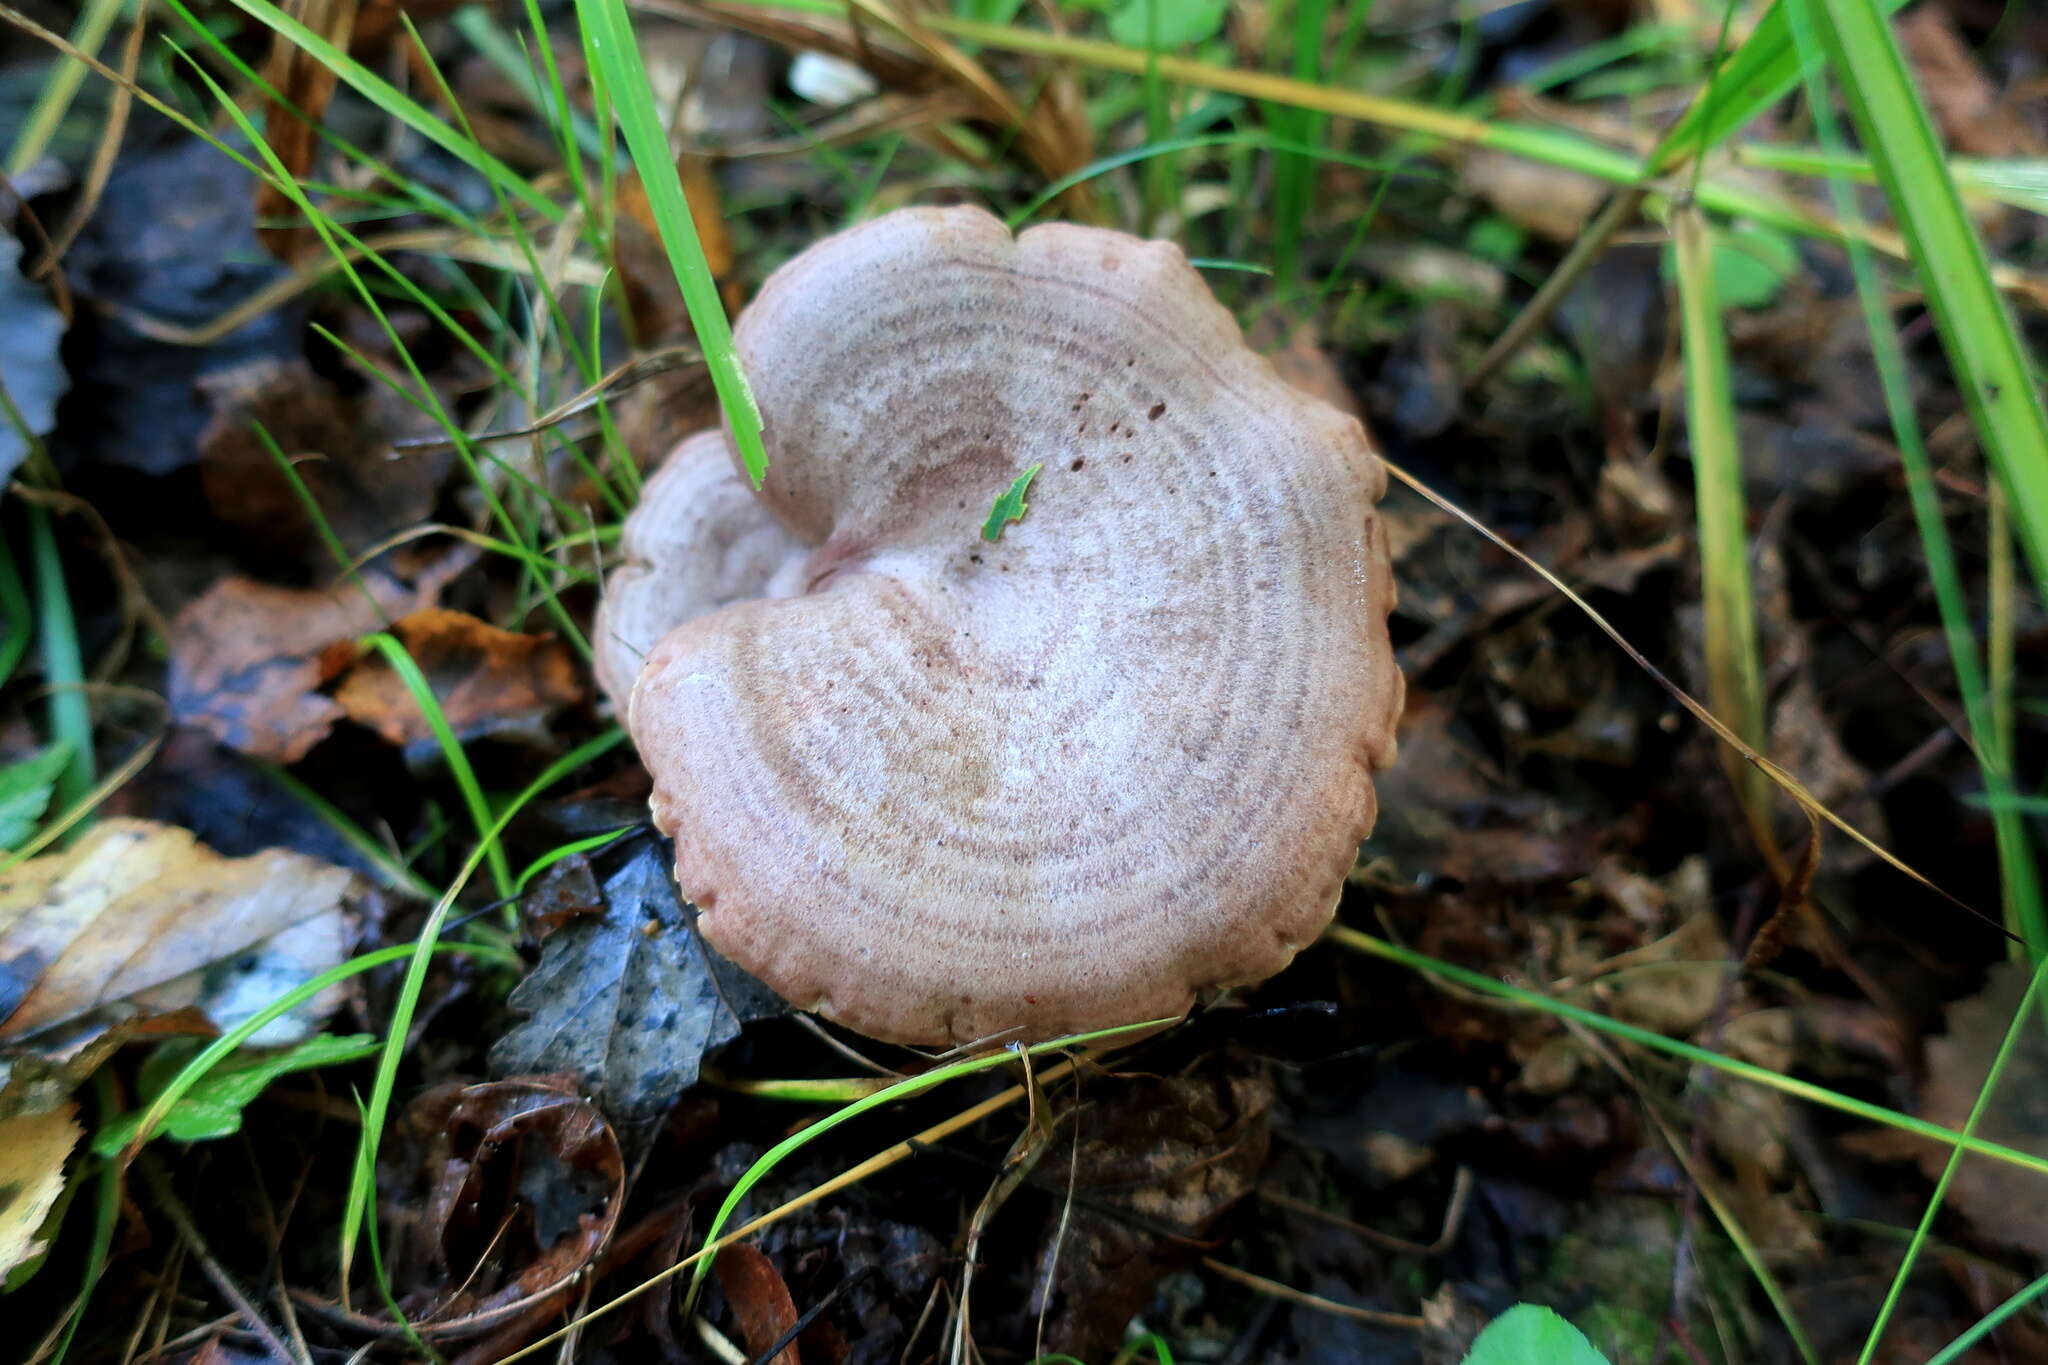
[596,206,1402,1046]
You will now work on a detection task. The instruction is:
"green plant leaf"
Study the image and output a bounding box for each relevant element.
[981,463,1044,543]
[1461,1305,1612,1365]
[1108,0,1227,49]
[92,1033,378,1155]
[1645,0,1910,171]
[0,742,71,851]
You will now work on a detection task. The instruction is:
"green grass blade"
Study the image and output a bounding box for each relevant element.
[1645,0,1908,171]
[213,0,560,220]
[358,632,513,901]
[686,1019,1166,1307]
[1672,205,1774,858]
[1327,926,2048,1179]
[1802,0,2048,600]
[1857,957,2048,1363]
[336,728,623,1285]
[575,0,768,486]
[3,0,123,174]
[120,941,502,1160]
[255,761,440,900]
[0,536,31,688]
[1777,6,2046,956]
[1924,1270,2048,1364]
[28,505,93,822]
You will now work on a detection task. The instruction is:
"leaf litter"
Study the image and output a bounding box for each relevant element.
[5,0,2048,1360]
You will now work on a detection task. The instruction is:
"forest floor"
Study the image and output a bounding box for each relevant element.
[2,1,2047,1362]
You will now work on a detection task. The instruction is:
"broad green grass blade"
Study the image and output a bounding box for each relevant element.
[575,0,768,486]
[1778,10,2046,956]
[1327,926,2048,1179]
[28,506,93,822]
[1801,0,2048,599]
[1672,205,1774,859]
[1646,0,1908,172]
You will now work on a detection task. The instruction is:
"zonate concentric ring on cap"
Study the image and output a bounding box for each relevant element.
[596,206,1403,1046]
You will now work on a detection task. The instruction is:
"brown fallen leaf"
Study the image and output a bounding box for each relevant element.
[197,357,453,564]
[713,1245,802,1365]
[0,1102,80,1280]
[615,155,736,339]
[1896,7,2041,160]
[169,572,432,763]
[1920,964,2048,1258]
[0,819,360,1054]
[1033,1058,1273,1360]
[332,608,584,754]
[1461,147,1607,245]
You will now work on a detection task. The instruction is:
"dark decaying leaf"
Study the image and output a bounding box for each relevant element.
[0,228,68,486]
[380,1075,624,1338]
[196,357,453,564]
[1030,1056,1274,1360]
[489,841,784,1131]
[331,607,584,756]
[62,137,295,476]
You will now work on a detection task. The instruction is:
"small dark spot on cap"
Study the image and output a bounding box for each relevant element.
[1070,458,1085,471]
[970,553,982,563]
[1148,402,1165,420]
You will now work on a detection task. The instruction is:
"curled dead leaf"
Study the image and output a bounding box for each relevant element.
[379,1075,624,1340]
[332,608,584,754]
[1033,1060,1273,1359]
[197,358,453,562]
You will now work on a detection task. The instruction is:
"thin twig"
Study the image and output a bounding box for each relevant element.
[1198,1257,1425,1330]
[137,1154,303,1365]
[1466,184,1649,390]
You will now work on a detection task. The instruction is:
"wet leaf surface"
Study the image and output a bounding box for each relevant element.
[0,1101,79,1280]
[489,841,784,1135]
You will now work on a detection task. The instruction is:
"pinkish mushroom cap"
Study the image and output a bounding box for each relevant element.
[595,206,1403,1047]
